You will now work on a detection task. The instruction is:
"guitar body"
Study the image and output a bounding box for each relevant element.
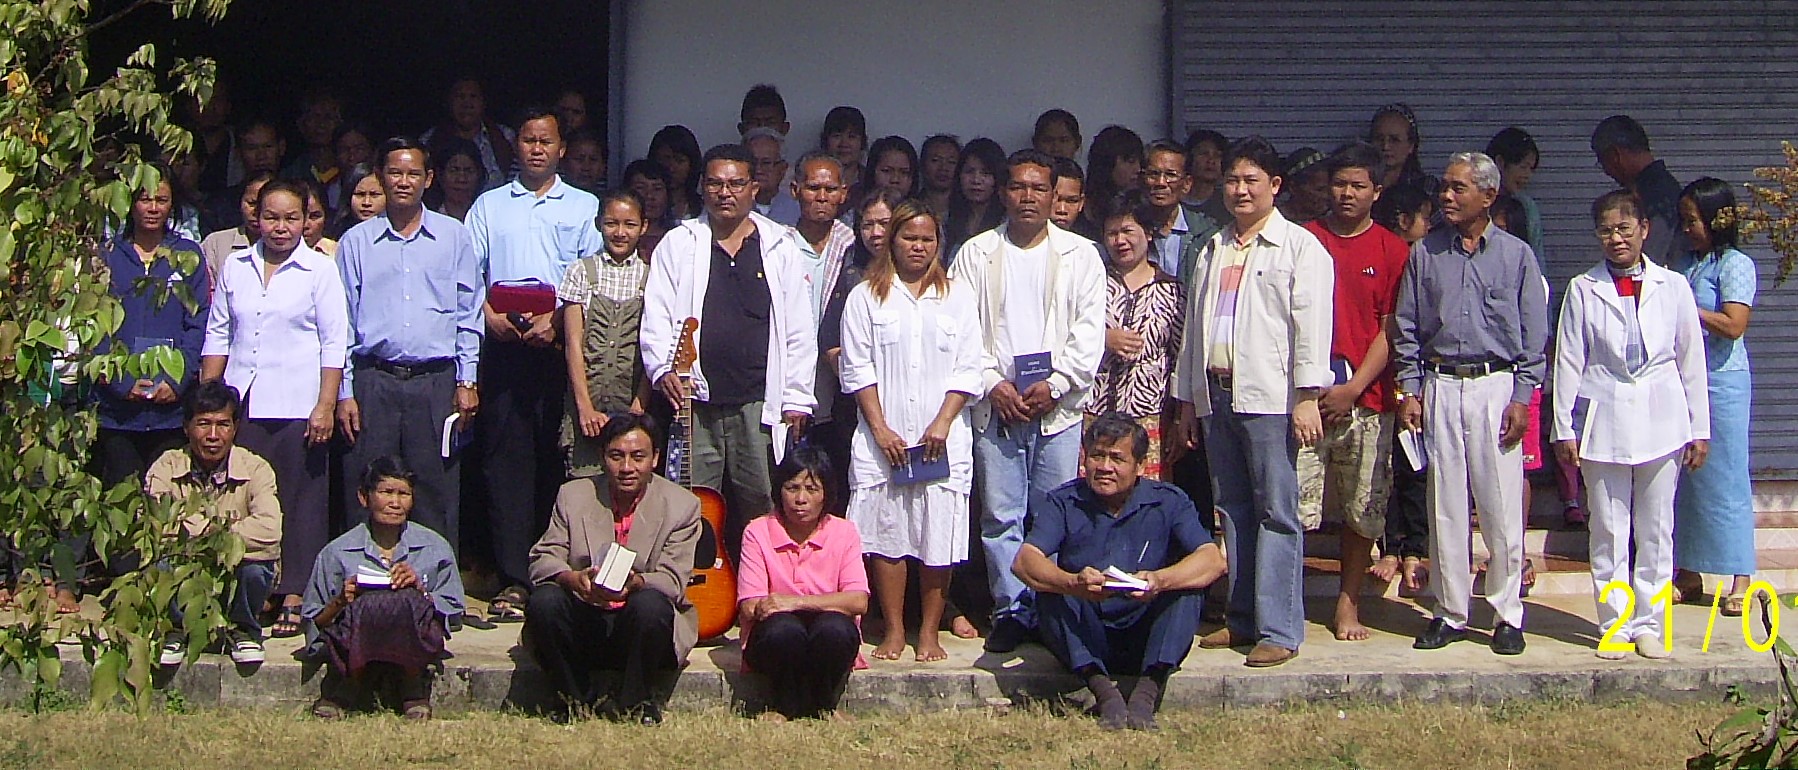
[666,318,739,640]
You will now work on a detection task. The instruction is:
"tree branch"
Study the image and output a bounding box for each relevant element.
[76,0,172,42]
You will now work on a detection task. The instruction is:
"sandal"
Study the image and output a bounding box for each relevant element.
[311,698,345,720]
[1520,559,1537,598]
[270,606,303,639]
[488,586,528,623]
[1721,594,1746,617]
[402,699,432,721]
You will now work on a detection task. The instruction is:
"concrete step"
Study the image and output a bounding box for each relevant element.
[1301,549,1798,599]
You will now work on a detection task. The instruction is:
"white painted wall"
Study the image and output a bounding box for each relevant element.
[614,0,1165,173]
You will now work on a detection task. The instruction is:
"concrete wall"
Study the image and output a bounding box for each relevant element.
[614,0,1165,171]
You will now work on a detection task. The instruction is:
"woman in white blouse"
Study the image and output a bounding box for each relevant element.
[202,179,350,638]
[1551,190,1709,660]
[840,199,983,663]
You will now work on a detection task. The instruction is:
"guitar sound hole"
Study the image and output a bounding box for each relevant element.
[694,519,718,570]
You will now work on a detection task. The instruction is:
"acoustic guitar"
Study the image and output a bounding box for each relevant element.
[666,318,737,640]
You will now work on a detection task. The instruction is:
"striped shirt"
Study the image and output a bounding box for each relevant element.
[1207,240,1252,374]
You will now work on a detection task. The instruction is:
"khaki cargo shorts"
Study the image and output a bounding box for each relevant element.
[1298,406,1393,539]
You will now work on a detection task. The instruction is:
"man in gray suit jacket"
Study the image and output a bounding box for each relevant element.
[524,412,700,724]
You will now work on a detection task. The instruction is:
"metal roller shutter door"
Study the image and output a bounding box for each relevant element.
[1170,0,1798,476]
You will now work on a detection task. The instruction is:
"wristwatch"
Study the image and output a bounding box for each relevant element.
[456,380,477,389]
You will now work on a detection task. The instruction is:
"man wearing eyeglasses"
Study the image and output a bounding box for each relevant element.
[641,143,817,563]
[335,136,482,569]
[1392,151,1549,656]
[744,127,800,226]
[1140,139,1216,287]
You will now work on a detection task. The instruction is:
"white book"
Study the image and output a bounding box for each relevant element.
[1398,428,1428,472]
[1102,565,1150,592]
[591,542,637,593]
[355,564,392,589]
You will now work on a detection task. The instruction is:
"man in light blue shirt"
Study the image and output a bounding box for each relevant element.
[337,136,484,556]
[465,107,602,621]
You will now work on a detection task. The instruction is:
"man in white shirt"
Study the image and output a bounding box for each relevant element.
[950,149,1107,653]
[1174,136,1335,668]
[641,143,817,561]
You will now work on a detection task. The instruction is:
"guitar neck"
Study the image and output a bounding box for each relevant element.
[676,373,695,490]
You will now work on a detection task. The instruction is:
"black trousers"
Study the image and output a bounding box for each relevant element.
[1385,429,1430,560]
[476,342,567,589]
[238,419,331,596]
[742,610,859,718]
[342,364,460,552]
[525,584,679,710]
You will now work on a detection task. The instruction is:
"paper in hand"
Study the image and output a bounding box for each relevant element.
[1102,566,1150,591]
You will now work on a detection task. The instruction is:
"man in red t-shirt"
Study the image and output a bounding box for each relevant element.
[1299,143,1409,641]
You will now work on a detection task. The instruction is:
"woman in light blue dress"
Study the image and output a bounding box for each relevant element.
[1671,177,1757,616]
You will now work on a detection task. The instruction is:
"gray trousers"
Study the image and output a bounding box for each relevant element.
[1205,386,1305,651]
[690,400,772,560]
[342,363,460,553]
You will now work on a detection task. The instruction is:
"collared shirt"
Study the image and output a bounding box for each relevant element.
[755,186,802,227]
[467,175,602,289]
[839,280,983,493]
[1674,247,1756,372]
[144,445,282,563]
[1091,269,1184,418]
[1025,478,1209,625]
[421,124,516,190]
[199,227,252,292]
[202,241,350,420]
[794,220,858,326]
[338,209,485,397]
[558,249,649,305]
[699,230,773,406]
[95,233,209,432]
[1393,222,1550,404]
[735,513,869,662]
[300,521,467,631]
[1154,205,1190,279]
[1636,160,1684,263]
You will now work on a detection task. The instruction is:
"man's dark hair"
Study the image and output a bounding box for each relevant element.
[235,117,282,142]
[377,136,431,169]
[1324,141,1386,184]
[1591,115,1651,155]
[701,143,755,175]
[772,444,838,516]
[1371,181,1435,233]
[1223,135,1283,179]
[183,380,241,423]
[565,128,605,152]
[516,105,561,137]
[1052,156,1084,187]
[1680,177,1740,252]
[1183,129,1228,156]
[359,455,418,495]
[740,83,787,123]
[1033,109,1081,144]
[1006,148,1060,185]
[1083,411,1150,462]
[1143,139,1188,167]
[598,411,662,455]
[1485,127,1539,168]
[622,158,674,189]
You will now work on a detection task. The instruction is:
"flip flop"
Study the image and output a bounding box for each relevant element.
[270,607,303,638]
[487,586,528,623]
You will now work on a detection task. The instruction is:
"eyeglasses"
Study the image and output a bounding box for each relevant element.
[702,178,752,194]
[1594,223,1639,239]
[1140,170,1185,182]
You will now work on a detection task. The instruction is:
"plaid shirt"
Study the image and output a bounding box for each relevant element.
[558,250,649,305]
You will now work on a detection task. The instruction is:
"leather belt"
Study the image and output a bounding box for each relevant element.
[354,355,453,380]
[1425,360,1513,378]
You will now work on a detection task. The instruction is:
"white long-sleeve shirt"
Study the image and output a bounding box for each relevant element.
[203,241,349,419]
[839,280,983,492]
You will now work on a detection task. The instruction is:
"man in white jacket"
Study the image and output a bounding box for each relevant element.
[1175,137,1334,668]
[951,149,1107,653]
[641,144,817,560]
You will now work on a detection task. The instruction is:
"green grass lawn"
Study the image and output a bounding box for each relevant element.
[0,698,1740,769]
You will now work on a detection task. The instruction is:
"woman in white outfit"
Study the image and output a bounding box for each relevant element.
[1551,190,1709,660]
[840,199,983,663]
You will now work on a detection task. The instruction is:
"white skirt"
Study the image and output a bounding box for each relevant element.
[847,481,970,567]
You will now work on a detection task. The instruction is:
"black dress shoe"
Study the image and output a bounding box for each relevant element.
[1491,622,1526,655]
[984,617,1033,653]
[1413,618,1468,650]
[636,703,664,726]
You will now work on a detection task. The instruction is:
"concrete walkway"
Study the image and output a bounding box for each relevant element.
[16,592,1784,714]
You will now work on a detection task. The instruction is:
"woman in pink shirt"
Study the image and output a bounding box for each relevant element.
[735,447,870,721]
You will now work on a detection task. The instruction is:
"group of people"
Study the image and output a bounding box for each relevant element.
[47,75,1762,727]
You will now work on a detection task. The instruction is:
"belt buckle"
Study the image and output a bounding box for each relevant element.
[1210,372,1233,391]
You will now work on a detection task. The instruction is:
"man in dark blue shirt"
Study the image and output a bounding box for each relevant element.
[1013,412,1224,731]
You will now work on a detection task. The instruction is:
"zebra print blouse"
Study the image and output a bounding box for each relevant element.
[1089,269,1185,419]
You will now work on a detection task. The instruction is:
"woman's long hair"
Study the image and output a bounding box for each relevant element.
[945,138,1006,247]
[865,199,950,304]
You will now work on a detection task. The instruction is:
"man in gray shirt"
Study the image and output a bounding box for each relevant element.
[1393,151,1548,656]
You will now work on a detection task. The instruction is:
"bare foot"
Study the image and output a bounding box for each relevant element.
[871,635,905,661]
[826,709,855,723]
[1369,554,1400,582]
[0,587,12,608]
[756,711,789,723]
[949,614,979,639]
[1401,557,1428,592]
[915,632,949,662]
[1332,594,1369,641]
[53,588,79,614]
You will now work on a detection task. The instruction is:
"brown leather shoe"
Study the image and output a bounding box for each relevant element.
[1244,642,1298,668]
[1198,628,1251,649]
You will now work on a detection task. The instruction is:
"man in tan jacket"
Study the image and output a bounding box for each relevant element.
[146,381,283,667]
[525,412,700,724]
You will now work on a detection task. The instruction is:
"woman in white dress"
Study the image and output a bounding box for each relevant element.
[840,199,983,662]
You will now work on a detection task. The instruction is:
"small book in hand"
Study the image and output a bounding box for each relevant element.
[591,542,638,593]
[1014,351,1053,390]
[891,444,950,485]
[131,337,177,393]
[355,565,393,589]
[1102,566,1150,592]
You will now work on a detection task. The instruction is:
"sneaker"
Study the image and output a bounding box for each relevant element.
[228,632,266,665]
[158,634,188,667]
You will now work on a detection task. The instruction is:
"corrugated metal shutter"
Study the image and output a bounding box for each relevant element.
[1171,0,1798,477]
